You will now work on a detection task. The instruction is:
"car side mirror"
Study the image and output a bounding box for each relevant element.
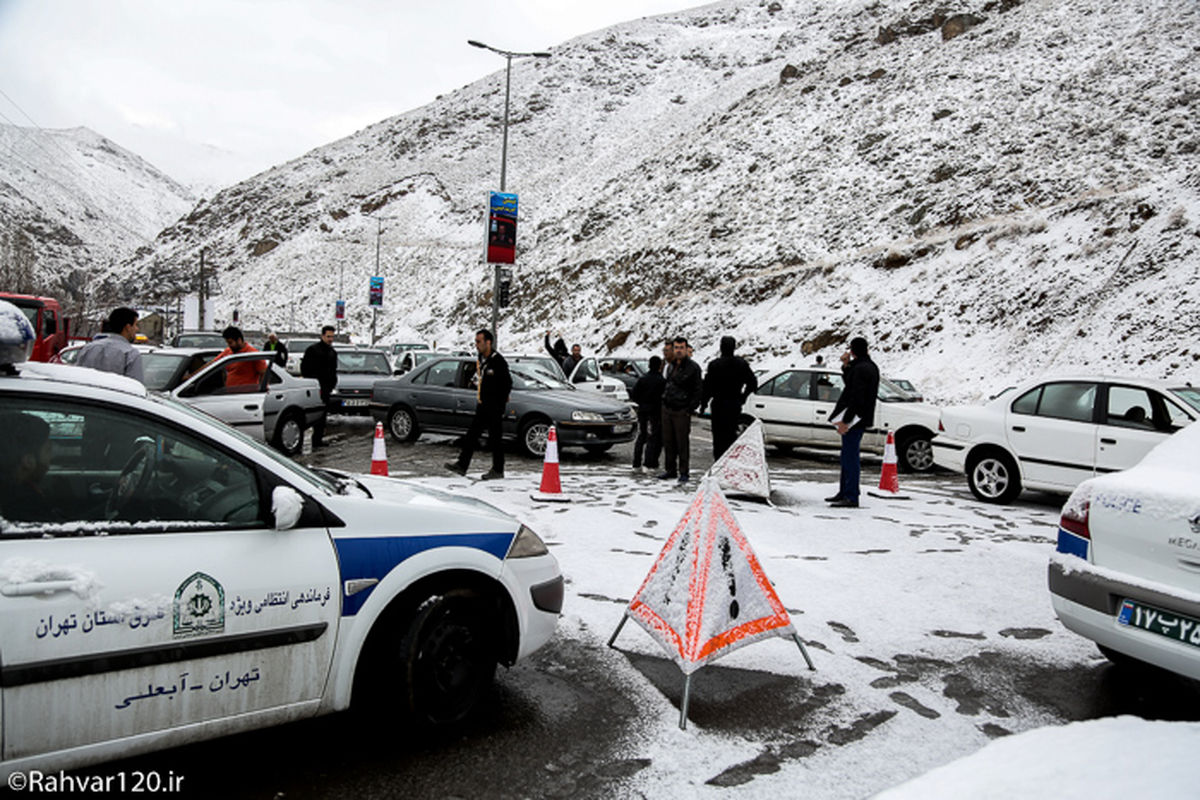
[272,486,304,531]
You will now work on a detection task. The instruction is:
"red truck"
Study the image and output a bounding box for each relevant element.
[0,293,71,362]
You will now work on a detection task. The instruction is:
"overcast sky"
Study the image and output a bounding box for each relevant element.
[0,0,702,193]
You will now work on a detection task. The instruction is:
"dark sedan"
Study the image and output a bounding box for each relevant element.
[371,357,637,457]
[331,348,393,414]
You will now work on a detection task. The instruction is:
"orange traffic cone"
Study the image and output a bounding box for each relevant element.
[370,422,389,476]
[531,425,570,502]
[868,430,910,500]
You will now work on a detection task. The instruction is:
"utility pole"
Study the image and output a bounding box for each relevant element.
[198,248,206,331]
[373,218,382,347]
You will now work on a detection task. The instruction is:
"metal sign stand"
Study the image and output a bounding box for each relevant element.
[608,613,815,730]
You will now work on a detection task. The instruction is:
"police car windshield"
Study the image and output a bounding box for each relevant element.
[148,393,338,494]
[511,363,572,391]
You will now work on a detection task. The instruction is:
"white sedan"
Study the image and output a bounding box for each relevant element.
[933,375,1199,503]
[0,362,562,779]
[1048,416,1200,679]
[746,368,942,472]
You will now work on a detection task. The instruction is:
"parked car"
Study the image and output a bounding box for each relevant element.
[139,347,222,392]
[933,376,1199,504]
[511,354,630,402]
[330,348,393,415]
[1048,416,1200,679]
[282,338,321,376]
[167,330,227,349]
[371,357,637,457]
[390,342,429,357]
[886,378,924,402]
[169,350,325,455]
[599,356,652,391]
[0,360,561,780]
[745,367,942,472]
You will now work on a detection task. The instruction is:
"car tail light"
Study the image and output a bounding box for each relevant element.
[938,418,945,432]
[1060,499,1091,539]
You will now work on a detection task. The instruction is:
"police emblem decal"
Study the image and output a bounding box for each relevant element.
[173,572,225,638]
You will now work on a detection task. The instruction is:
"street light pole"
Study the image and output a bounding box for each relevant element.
[468,39,550,347]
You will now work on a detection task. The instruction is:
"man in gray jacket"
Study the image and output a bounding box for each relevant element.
[75,308,144,383]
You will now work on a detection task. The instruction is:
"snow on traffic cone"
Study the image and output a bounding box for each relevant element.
[370,422,389,476]
[531,425,570,502]
[868,430,910,500]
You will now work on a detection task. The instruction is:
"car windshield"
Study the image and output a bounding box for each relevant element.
[511,363,572,391]
[878,377,915,402]
[337,351,391,374]
[147,393,338,495]
[511,356,567,381]
[1171,387,1200,413]
[141,352,187,391]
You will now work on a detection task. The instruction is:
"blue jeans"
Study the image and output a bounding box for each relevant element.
[839,427,865,502]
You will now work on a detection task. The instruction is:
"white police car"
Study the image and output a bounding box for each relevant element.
[0,361,562,778]
[1049,415,1200,679]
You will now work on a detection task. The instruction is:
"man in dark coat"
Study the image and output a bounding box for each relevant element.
[630,355,665,472]
[827,336,880,508]
[544,330,568,371]
[447,328,512,480]
[262,332,288,367]
[701,336,758,460]
[658,336,703,484]
[301,326,338,448]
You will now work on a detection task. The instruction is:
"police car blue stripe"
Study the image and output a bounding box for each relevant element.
[335,533,515,616]
[1056,528,1089,559]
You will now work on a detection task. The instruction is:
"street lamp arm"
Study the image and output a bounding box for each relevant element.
[468,39,551,59]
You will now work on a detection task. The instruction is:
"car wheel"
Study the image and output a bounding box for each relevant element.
[387,405,420,442]
[398,589,496,726]
[273,410,304,456]
[967,450,1021,504]
[520,418,551,458]
[898,432,935,473]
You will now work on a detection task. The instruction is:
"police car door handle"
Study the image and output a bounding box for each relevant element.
[1101,437,1117,445]
[754,403,764,408]
[2,579,77,597]
[244,404,259,411]
[816,409,828,415]
[1012,425,1026,432]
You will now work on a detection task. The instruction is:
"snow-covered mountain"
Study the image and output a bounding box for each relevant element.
[120,0,1198,401]
[0,124,195,309]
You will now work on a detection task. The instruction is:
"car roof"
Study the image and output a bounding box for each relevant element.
[146,346,221,357]
[6,361,148,397]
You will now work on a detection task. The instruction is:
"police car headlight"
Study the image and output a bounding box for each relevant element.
[507,525,549,559]
[572,410,603,421]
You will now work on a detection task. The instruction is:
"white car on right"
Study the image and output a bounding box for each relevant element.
[933,375,1200,504]
[1048,416,1200,679]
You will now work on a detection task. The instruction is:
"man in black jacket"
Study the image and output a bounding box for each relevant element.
[630,355,665,472]
[446,328,512,480]
[827,337,880,508]
[658,336,703,484]
[701,336,758,460]
[301,326,339,448]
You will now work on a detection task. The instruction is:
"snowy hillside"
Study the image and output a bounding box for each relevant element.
[0,124,195,310]
[119,0,1198,402]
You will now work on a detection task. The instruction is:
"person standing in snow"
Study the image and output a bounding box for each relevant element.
[262,332,288,367]
[301,326,339,449]
[631,355,665,473]
[446,328,512,480]
[74,307,144,383]
[827,337,880,508]
[701,336,758,460]
[658,336,702,484]
[544,330,569,372]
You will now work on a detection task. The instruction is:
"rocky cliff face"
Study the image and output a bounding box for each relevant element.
[0,124,196,313]
[119,0,1198,400]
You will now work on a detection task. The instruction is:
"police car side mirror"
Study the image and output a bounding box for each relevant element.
[272,486,304,531]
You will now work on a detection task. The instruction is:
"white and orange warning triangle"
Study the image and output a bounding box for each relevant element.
[709,419,771,501]
[611,478,811,680]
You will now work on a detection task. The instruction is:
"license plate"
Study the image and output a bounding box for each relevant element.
[342,398,369,407]
[1117,598,1200,649]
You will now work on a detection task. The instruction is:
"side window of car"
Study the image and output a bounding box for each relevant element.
[573,358,600,383]
[421,361,459,388]
[1035,382,1098,423]
[1011,387,1041,415]
[0,397,263,532]
[772,371,815,400]
[461,361,478,389]
[814,372,842,403]
[1105,385,1157,430]
[1154,393,1192,432]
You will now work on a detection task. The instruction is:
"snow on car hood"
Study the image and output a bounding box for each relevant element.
[342,472,517,526]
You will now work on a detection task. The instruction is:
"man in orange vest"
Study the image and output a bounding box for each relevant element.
[215,326,268,388]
